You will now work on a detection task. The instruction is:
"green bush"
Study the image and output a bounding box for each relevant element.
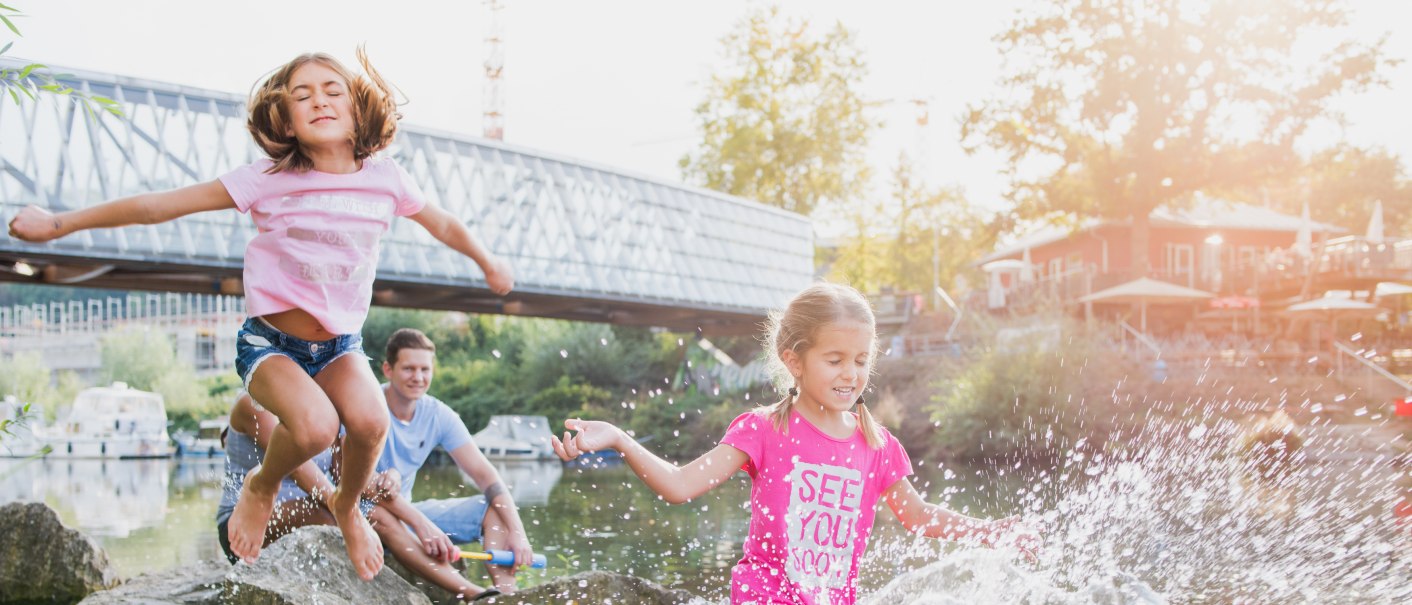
[526,377,612,425]
[925,324,1141,462]
[432,357,526,434]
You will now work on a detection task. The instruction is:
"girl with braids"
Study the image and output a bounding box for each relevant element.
[9,50,513,581]
[552,282,1037,604]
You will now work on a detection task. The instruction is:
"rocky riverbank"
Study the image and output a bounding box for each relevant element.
[0,501,701,605]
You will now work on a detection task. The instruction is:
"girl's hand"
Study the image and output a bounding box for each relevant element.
[985,516,1043,562]
[8,205,65,242]
[550,419,623,461]
[484,255,514,295]
[362,469,402,501]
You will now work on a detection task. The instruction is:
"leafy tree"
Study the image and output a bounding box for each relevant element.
[0,2,121,117]
[524,377,611,426]
[100,326,220,425]
[963,0,1392,273]
[1305,146,1410,235]
[363,307,478,372]
[826,154,998,299]
[0,351,49,407]
[925,320,1142,461]
[101,327,177,391]
[432,357,526,435]
[680,5,875,215]
[0,283,119,307]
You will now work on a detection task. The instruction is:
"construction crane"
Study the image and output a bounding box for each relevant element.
[483,0,505,140]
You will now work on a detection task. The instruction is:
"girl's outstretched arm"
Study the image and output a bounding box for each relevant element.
[883,477,1039,556]
[551,418,747,505]
[407,204,514,295]
[8,180,236,242]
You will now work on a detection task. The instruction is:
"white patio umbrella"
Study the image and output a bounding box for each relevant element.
[1284,296,1383,342]
[1285,297,1382,314]
[1020,247,1036,283]
[1375,282,1412,298]
[1294,201,1313,259]
[1078,277,1214,332]
[1367,200,1385,242]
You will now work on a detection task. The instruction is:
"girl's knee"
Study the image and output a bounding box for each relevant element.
[344,407,390,442]
[287,412,340,453]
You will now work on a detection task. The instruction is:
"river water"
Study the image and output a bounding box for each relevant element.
[2,416,1409,604]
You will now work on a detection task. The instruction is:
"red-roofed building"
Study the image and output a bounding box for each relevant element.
[977,196,1369,308]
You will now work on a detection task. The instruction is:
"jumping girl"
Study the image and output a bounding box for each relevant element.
[8,49,514,581]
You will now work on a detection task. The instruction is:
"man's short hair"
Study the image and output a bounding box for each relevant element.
[385,328,436,366]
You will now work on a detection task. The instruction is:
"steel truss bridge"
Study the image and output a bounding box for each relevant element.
[0,59,813,333]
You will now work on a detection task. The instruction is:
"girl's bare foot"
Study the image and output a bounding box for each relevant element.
[228,466,278,564]
[333,495,384,581]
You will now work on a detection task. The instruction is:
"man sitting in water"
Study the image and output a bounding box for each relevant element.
[376,328,535,595]
[218,392,502,601]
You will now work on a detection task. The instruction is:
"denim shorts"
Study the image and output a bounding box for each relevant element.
[234,317,366,387]
[413,496,489,544]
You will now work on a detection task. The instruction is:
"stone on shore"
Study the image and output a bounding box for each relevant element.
[0,501,120,604]
[221,526,431,605]
[76,559,227,605]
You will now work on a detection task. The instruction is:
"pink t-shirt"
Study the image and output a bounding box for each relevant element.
[720,409,912,605]
[218,157,426,335]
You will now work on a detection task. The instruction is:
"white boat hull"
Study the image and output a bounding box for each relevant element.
[28,435,173,459]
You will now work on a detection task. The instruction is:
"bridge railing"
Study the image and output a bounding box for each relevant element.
[0,59,813,320]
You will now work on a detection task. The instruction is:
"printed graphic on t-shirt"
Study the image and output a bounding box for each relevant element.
[785,461,862,591]
[278,194,391,219]
[278,256,375,284]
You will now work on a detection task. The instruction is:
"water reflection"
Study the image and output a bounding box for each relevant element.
[1,458,170,537]
[0,457,225,577]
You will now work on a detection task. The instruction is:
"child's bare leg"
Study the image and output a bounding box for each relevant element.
[315,355,390,581]
[369,506,490,600]
[231,358,339,564]
[479,504,517,593]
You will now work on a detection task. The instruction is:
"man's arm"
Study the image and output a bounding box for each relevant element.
[447,442,535,571]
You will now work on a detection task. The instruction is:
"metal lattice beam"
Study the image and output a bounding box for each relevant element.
[0,59,814,332]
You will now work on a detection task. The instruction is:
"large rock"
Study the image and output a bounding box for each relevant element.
[221,526,431,605]
[0,501,120,604]
[481,571,701,605]
[77,559,227,605]
[384,555,463,604]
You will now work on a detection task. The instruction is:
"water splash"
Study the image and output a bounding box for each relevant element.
[864,412,1410,603]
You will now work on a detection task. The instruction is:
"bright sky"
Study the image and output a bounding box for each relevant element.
[11,0,1412,224]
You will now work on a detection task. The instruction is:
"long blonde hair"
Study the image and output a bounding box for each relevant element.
[761,282,885,448]
[246,48,401,174]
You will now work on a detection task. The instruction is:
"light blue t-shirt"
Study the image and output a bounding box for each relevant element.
[378,388,475,500]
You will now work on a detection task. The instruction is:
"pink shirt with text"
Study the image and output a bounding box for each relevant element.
[720,409,912,605]
[218,157,426,335]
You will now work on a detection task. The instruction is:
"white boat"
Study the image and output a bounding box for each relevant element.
[474,415,557,460]
[173,416,228,458]
[34,382,173,459]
